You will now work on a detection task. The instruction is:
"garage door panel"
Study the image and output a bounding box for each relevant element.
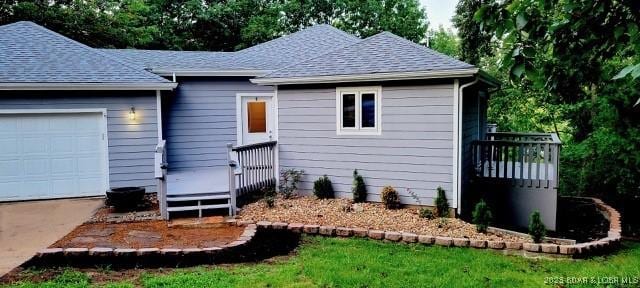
[76,117,102,131]
[0,118,18,132]
[0,160,21,177]
[51,158,75,174]
[24,159,48,176]
[23,137,48,154]
[0,112,107,201]
[20,118,49,131]
[51,136,74,153]
[77,135,101,152]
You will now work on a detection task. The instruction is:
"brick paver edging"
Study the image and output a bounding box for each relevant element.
[35,222,258,261]
[250,197,622,258]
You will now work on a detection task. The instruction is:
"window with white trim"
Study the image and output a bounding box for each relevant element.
[336,87,381,135]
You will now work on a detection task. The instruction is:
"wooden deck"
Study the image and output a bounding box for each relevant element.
[167,168,230,195]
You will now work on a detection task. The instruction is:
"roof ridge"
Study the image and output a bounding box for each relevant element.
[259,33,365,78]
[21,21,169,83]
[237,24,359,54]
[375,31,473,67]
[100,48,233,54]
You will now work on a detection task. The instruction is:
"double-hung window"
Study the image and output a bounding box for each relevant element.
[336,86,382,135]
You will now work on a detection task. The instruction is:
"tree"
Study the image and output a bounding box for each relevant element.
[474,0,640,235]
[452,0,492,65]
[427,25,459,58]
[1,0,430,51]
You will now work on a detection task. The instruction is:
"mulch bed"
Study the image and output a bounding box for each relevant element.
[50,220,244,249]
[238,196,529,242]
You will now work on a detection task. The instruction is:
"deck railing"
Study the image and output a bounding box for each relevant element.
[154,140,168,219]
[227,141,277,214]
[471,132,561,188]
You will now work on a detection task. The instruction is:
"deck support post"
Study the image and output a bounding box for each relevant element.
[227,143,237,216]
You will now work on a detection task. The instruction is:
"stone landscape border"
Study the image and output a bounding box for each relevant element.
[32,222,258,266]
[31,198,622,266]
[245,197,622,258]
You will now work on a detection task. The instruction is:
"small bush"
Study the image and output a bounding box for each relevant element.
[313,175,334,199]
[262,186,276,208]
[472,199,492,233]
[419,208,434,219]
[352,170,367,203]
[435,187,450,217]
[381,186,400,209]
[278,169,304,198]
[529,210,547,243]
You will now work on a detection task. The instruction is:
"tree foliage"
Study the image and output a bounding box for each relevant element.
[1,0,429,51]
[456,0,640,234]
[452,0,492,65]
[427,25,459,58]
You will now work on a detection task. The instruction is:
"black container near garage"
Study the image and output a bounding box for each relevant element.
[106,187,145,212]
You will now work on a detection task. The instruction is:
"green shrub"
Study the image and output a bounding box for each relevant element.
[278,169,304,198]
[313,175,334,199]
[435,187,450,217]
[262,186,276,208]
[528,210,547,243]
[419,208,434,219]
[352,170,367,203]
[381,186,400,209]
[472,199,492,233]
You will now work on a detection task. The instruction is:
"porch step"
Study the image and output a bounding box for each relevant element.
[167,203,231,213]
[167,193,231,202]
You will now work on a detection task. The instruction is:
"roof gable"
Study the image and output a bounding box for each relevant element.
[232,24,361,70]
[0,21,172,87]
[100,24,361,74]
[257,31,475,81]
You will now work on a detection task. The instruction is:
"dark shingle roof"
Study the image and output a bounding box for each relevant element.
[0,21,171,85]
[232,24,361,70]
[99,24,360,73]
[98,49,243,71]
[258,31,475,80]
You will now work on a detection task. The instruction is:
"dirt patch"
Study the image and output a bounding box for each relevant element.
[50,220,244,249]
[239,196,530,242]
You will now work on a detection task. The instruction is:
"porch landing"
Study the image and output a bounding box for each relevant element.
[167,168,230,195]
[165,168,234,217]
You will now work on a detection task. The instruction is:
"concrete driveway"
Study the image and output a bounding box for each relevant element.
[0,198,103,276]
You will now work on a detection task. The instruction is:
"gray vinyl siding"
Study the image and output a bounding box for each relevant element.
[461,89,480,193]
[277,83,455,206]
[164,77,273,170]
[0,91,159,192]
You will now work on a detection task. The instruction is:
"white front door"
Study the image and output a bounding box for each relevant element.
[0,112,108,201]
[240,95,274,145]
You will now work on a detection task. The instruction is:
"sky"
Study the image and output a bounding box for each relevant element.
[420,0,457,30]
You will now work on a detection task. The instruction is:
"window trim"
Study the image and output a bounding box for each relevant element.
[336,86,382,135]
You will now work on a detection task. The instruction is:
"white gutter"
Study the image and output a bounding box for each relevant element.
[152,69,271,77]
[251,68,479,85]
[455,77,479,215]
[0,82,177,90]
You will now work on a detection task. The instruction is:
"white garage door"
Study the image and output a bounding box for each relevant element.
[0,112,108,201]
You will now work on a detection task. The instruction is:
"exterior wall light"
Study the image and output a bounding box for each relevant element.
[129,107,136,120]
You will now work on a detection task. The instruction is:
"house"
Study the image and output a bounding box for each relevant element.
[0,21,560,230]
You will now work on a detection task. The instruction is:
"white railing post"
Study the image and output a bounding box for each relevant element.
[227,143,237,215]
[155,140,168,220]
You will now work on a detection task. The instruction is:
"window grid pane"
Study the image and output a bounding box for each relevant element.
[247,101,267,133]
[361,93,376,128]
[342,93,356,128]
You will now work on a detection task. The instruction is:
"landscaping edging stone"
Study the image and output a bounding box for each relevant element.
[250,197,622,258]
[32,196,622,267]
[34,222,260,266]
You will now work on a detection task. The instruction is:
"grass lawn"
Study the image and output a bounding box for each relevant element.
[3,237,640,288]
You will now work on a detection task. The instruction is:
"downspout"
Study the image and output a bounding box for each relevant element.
[456,77,479,215]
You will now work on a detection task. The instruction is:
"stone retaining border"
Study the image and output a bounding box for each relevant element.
[248,197,622,258]
[34,197,621,264]
[35,222,258,264]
